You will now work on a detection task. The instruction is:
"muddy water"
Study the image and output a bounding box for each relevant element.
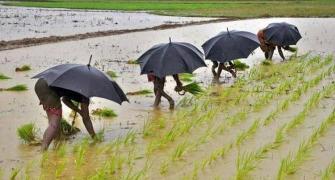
[0,17,335,175]
[0,5,214,41]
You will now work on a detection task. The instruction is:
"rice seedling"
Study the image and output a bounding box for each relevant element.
[171,142,190,161]
[93,129,105,142]
[15,65,31,72]
[321,158,335,180]
[1,84,28,91]
[123,130,136,145]
[55,160,67,178]
[235,119,260,146]
[0,73,10,80]
[127,59,139,64]
[234,60,250,71]
[60,118,80,136]
[182,82,203,95]
[10,168,20,180]
[106,70,118,78]
[261,60,272,66]
[126,89,152,96]
[73,139,89,168]
[159,160,169,175]
[92,108,117,118]
[179,73,194,82]
[17,123,40,144]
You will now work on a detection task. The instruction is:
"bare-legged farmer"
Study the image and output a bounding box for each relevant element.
[148,74,183,109]
[35,79,96,150]
[257,29,296,60]
[212,61,237,78]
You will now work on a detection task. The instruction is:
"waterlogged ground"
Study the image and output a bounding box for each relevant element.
[0,17,335,179]
[0,4,214,41]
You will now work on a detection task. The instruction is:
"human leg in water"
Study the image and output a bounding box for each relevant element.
[80,99,96,138]
[41,111,61,151]
[218,63,237,78]
[211,61,219,77]
[277,46,285,60]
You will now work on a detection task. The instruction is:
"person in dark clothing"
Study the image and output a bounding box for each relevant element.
[257,29,296,60]
[35,79,96,150]
[211,61,237,79]
[148,73,183,110]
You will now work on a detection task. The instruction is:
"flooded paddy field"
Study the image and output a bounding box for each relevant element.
[0,5,215,41]
[0,16,335,179]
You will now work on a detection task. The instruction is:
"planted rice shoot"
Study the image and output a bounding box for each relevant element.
[126,89,152,96]
[0,73,10,80]
[127,59,139,64]
[17,123,40,144]
[321,158,335,180]
[2,84,28,91]
[15,65,31,72]
[60,118,80,136]
[106,70,118,78]
[10,168,20,180]
[234,60,250,71]
[92,108,117,118]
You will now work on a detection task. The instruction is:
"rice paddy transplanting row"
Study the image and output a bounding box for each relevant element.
[233,82,335,180]
[92,108,117,118]
[155,56,333,176]
[178,56,334,179]
[126,89,152,96]
[0,73,11,80]
[15,65,31,72]
[277,109,335,180]
[0,84,28,91]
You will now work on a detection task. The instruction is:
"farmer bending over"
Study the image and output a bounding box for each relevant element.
[35,79,96,150]
[211,61,237,79]
[257,29,296,60]
[148,73,183,110]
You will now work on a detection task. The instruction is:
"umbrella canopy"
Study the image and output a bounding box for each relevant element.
[264,22,302,46]
[32,64,128,104]
[202,29,260,63]
[138,38,206,78]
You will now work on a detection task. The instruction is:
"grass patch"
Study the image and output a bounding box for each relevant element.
[106,70,118,78]
[4,1,335,18]
[15,65,31,72]
[126,89,152,96]
[234,60,250,71]
[0,73,10,80]
[179,73,194,82]
[92,108,117,118]
[17,123,39,144]
[1,84,28,91]
[127,59,139,64]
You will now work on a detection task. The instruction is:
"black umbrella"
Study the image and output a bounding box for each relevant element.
[264,22,302,46]
[138,38,206,78]
[202,28,260,63]
[32,59,128,104]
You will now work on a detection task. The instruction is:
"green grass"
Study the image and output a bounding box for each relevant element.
[126,89,152,96]
[17,123,39,144]
[2,84,28,91]
[0,73,10,80]
[4,1,335,18]
[92,108,117,118]
[106,70,118,78]
[15,65,31,72]
[234,60,250,71]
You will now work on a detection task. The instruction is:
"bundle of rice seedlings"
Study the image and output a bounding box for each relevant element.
[0,73,10,80]
[106,70,118,78]
[15,65,31,72]
[60,119,80,136]
[92,108,117,118]
[126,89,152,95]
[234,60,250,71]
[17,123,39,144]
[2,84,28,91]
[180,73,194,82]
[127,59,139,64]
[182,82,203,95]
[261,60,273,66]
